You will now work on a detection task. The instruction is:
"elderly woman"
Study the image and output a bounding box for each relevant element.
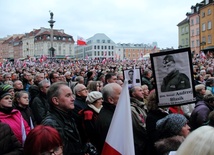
[155,114,190,155]
[79,91,103,146]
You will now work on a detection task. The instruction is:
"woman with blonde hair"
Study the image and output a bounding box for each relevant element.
[176,126,214,155]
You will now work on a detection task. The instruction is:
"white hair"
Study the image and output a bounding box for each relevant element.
[176,126,214,155]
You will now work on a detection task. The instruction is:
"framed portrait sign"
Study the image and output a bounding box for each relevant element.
[123,68,142,88]
[150,48,196,107]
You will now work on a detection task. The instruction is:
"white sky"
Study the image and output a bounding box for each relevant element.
[0,0,199,49]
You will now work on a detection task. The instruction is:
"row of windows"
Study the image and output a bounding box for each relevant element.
[201,8,212,18]
[202,21,212,31]
[96,39,111,43]
[190,17,200,26]
[94,51,114,56]
[191,28,200,36]
[181,38,189,45]
[202,35,212,44]
[181,26,189,34]
[191,40,200,48]
[94,45,114,50]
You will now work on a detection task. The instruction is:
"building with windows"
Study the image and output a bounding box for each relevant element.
[74,33,116,60]
[177,18,190,49]
[200,0,214,52]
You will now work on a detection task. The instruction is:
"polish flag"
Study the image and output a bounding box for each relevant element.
[77,36,87,45]
[102,80,135,155]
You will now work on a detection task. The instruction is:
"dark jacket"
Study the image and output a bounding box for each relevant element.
[28,84,39,104]
[142,76,153,91]
[42,107,84,155]
[31,91,49,124]
[190,101,214,130]
[14,105,36,129]
[0,122,23,155]
[95,102,116,154]
[161,70,191,92]
[130,97,149,155]
[146,109,168,155]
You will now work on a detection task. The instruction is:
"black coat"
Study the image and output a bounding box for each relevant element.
[42,107,84,155]
[31,91,49,124]
[0,122,23,155]
[95,102,115,154]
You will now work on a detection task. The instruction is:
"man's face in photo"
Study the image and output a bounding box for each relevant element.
[128,70,133,80]
[163,61,176,74]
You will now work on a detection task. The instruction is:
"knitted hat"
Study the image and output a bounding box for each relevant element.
[86,91,103,104]
[156,114,187,138]
[0,84,13,99]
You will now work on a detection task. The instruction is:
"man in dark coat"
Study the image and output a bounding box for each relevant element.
[42,82,85,155]
[31,79,50,124]
[95,83,122,154]
[161,54,191,92]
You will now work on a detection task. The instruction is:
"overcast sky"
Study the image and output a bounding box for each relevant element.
[0,0,199,49]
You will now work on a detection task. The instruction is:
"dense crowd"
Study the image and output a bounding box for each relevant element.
[0,52,213,155]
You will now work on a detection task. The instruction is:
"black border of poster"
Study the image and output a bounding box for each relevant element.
[150,48,196,107]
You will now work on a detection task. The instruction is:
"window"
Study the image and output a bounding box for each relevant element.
[97,40,100,43]
[202,36,206,43]
[101,46,103,49]
[185,26,189,33]
[98,51,100,56]
[208,35,212,43]
[191,41,195,47]
[182,39,185,45]
[191,29,194,36]
[202,23,206,31]
[97,46,100,49]
[182,27,185,34]
[208,9,211,15]
[94,51,96,56]
[196,40,200,47]
[202,12,205,17]
[191,19,194,26]
[208,21,212,30]
[94,45,96,49]
[108,51,111,56]
[205,0,209,4]
[196,17,199,24]
[102,40,105,43]
[107,40,110,43]
[196,28,199,35]
[186,38,189,45]
[102,51,103,55]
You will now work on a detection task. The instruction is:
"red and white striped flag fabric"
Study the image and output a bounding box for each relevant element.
[77,36,87,45]
[102,80,135,155]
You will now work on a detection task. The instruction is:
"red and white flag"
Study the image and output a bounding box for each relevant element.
[102,80,135,155]
[77,36,87,45]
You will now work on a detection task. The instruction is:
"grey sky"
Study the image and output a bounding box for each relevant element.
[0,0,199,49]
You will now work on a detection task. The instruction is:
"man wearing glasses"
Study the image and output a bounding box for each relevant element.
[161,54,191,92]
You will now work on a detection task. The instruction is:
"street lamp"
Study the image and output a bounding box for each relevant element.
[48,11,55,59]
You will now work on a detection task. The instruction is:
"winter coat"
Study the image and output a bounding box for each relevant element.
[142,76,153,91]
[130,97,149,155]
[155,136,184,155]
[95,102,116,154]
[190,101,214,130]
[0,109,30,145]
[28,84,39,104]
[31,91,49,124]
[42,107,84,155]
[0,122,23,155]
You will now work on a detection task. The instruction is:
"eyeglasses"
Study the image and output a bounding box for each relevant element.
[78,88,87,92]
[41,146,63,155]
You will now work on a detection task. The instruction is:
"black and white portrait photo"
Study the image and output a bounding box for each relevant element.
[123,68,142,88]
[150,48,196,107]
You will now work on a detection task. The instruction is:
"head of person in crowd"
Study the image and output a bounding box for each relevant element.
[59,74,66,82]
[3,73,12,82]
[102,83,122,105]
[87,71,95,81]
[142,84,149,98]
[87,81,100,93]
[98,74,105,84]
[86,91,103,110]
[64,71,72,82]
[0,73,4,83]
[204,93,214,108]
[73,83,88,99]
[117,72,124,82]
[33,73,45,86]
[13,80,24,92]
[49,72,60,84]
[79,70,85,77]
[24,125,63,155]
[47,82,75,112]
[97,81,104,92]
[38,79,50,95]
[0,84,13,113]
[176,126,214,155]
[75,76,84,85]
[206,77,214,94]
[0,84,14,99]
[194,74,205,85]
[13,90,29,108]
[4,80,13,86]
[130,85,144,101]
[146,90,158,112]
[104,72,117,85]
[195,84,207,100]
[23,72,32,81]
[156,114,190,139]
[116,79,123,87]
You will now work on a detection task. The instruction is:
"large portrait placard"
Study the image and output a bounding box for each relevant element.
[150,48,196,107]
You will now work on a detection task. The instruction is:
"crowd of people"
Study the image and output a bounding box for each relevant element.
[0,52,213,155]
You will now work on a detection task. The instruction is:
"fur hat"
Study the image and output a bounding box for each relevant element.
[0,84,13,99]
[156,114,187,138]
[86,91,102,104]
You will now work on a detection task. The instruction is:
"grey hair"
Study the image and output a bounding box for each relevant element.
[38,79,50,89]
[73,84,85,95]
[102,83,120,102]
